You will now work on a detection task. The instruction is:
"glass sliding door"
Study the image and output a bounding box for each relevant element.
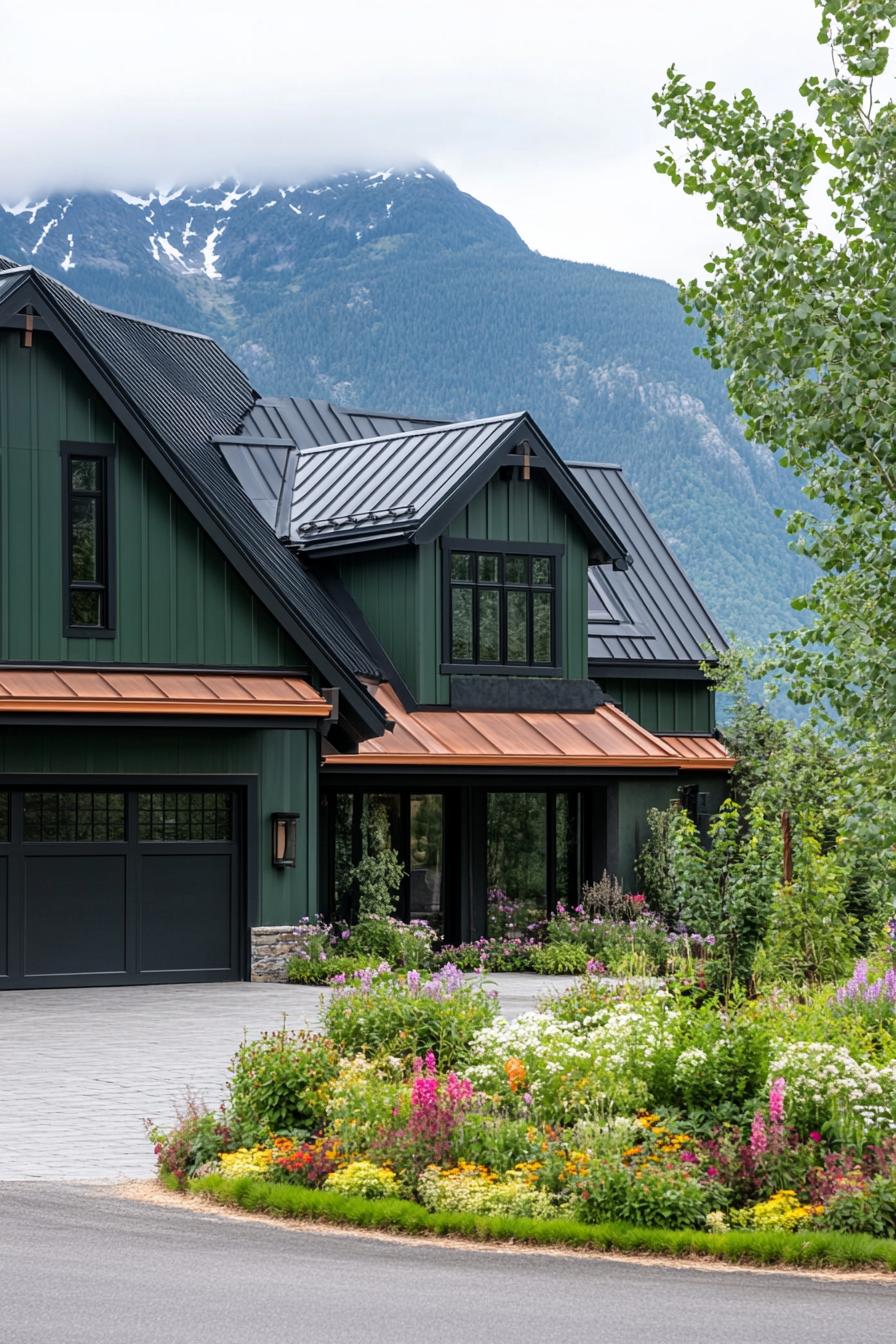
[329,790,445,931]
[485,790,583,936]
[409,794,444,931]
[486,792,548,936]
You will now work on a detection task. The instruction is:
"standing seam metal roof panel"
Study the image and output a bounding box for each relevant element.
[220,396,447,527]
[571,462,727,665]
[288,416,521,544]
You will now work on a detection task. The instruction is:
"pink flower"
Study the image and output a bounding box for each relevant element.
[679,1151,697,1164]
[750,1112,768,1158]
[769,1077,786,1127]
[810,1131,822,1143]
[706,1166,719,1179]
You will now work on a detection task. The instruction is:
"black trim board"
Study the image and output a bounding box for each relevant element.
[0,275,384,743]
[590,661,713,682]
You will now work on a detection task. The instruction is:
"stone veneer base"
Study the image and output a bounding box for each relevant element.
[250,925,301,982]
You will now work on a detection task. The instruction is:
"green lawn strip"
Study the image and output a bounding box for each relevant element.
[187,1175,896,1272]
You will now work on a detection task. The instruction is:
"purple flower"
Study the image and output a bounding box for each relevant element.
[522,1092,533,1106]
[341,929,351,940]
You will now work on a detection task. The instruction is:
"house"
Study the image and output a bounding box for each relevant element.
[0,260,731,989]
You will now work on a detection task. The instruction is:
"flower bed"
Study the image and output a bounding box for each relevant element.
[285,892,717,984]
[150,956,896,1267]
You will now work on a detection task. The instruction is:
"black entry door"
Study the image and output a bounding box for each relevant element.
[0,787,243,989]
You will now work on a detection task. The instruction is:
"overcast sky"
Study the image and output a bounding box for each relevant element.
[2,1,831,282]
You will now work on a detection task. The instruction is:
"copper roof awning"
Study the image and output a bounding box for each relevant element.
[657,733,733,767]
[324,683,733,771]
[0,668,331,718]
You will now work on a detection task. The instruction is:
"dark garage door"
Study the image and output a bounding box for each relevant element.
[0,787,243,989]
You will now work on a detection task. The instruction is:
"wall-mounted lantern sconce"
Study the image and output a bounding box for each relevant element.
[271,812,300,868]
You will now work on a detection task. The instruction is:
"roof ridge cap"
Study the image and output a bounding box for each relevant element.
[293,411,527,456]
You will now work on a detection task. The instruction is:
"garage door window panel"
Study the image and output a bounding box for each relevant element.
[22,791,126,843]
[137,791,233,842]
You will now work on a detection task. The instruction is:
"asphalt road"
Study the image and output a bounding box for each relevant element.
[1,1185,894,1344]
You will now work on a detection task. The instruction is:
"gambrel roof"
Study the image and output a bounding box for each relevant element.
[570,461,727,670]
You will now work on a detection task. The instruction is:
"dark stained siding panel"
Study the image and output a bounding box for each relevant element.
[0,331,305,668]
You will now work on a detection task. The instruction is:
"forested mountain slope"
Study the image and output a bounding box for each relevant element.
[0,167,810,644]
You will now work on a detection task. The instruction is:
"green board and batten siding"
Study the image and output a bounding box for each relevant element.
[0,331,304,669]
[0,330,320,928]
[339,473,590,704]
[0,725,317,927]
[598,678,715,735]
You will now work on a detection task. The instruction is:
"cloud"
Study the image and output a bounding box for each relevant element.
[1,0,829,281]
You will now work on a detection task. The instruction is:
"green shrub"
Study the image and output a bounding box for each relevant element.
[350,915,435,968]
[569,1160,724,1230]
[651,996,772,1115]
[453,1112,545,1173]
[761,832,857,985]
[324,1160,399,1199]
[821,1177,896,1238]
[529,943,591,975]
[286,953,381,985]
[227,1027,339,1142]
[349,848,405,920]
[322,966,497,1071]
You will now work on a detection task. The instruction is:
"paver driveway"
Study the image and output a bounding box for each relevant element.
[0,974,572,1181]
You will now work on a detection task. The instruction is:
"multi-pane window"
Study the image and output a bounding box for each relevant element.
[64,448,113,633]
[23,791,125,842]
[447,547,557,667]
[137,792,233,842]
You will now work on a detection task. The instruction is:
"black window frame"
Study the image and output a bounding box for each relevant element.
[61,441,116,639]
[441,538,563,675]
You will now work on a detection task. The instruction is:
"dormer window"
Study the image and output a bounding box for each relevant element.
[443,540,560,672]
[62,443,115,637]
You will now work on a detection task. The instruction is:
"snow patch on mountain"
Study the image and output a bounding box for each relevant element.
[2,198,49,223]
[201,224,226,279]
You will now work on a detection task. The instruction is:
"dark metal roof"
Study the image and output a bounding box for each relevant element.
[0,263,385,733]
[288,415,519,549]
[218,397,443,528]
[237,413,630,563]
[570,462,728,667]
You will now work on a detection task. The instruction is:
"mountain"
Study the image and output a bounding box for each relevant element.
[0,168,811,646]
